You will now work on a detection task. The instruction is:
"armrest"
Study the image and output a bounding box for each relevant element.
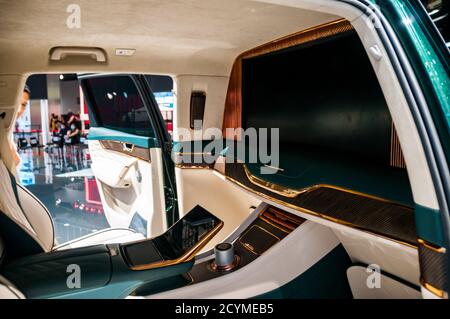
[1,206,222,299]
[2,245,112,298]
[1,244,193,299]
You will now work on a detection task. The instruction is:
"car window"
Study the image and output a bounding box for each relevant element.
[422,0,449,45]
[83,75,155,137]
[145,75,174,135]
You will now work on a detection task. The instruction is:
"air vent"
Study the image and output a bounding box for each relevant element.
[261,207,305,232]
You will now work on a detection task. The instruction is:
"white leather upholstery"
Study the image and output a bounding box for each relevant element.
[175,168,261,253]
[148,221,340,298]
[54,228,145,250]
[91,155,137,188]
[0,275,25,299]
[347,265,421,299]
[332,228,420,285]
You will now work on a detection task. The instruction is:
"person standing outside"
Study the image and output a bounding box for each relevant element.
[49,113,59,133]
[66,119,81,145]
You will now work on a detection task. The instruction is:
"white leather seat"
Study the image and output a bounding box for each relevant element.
[347,265,421,299]
[0,275,25,299]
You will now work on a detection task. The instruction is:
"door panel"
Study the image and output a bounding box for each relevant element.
[88,126,157,149]
[80,74,168,238]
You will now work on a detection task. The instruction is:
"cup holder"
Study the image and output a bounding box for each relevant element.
[208,243,240,272]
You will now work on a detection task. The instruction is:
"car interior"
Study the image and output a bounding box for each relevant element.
[0,0,448,299]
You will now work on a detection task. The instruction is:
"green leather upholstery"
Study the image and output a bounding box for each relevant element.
[255,244,352,299]
[2,243,194,299]
[415,204,446,247]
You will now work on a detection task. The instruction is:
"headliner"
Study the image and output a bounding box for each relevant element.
[0,0,339,76]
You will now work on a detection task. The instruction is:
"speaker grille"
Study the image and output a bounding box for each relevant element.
[390,123,406,169]
[296,187,416,246]
[419,242,448,294]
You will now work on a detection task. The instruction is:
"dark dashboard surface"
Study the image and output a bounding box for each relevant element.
[122,240,162,266]
[155,206,221,260]
[122,205,222,268]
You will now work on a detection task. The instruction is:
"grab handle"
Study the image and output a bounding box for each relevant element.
[49,47,107,62]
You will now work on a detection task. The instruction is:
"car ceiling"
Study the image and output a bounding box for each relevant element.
[0,0,339,76]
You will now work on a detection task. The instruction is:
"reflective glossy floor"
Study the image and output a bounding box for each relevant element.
[17,145,110,245]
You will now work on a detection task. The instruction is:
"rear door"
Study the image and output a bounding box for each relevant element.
[79,74,177,238]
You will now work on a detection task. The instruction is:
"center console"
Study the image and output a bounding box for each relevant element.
[132,204,306,296]
[186,205,305,283]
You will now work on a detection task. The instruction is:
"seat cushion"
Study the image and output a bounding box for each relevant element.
[347,265,421,299]
[54,228,146,250]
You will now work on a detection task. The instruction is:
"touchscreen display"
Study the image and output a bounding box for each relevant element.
[153,205,222,260]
